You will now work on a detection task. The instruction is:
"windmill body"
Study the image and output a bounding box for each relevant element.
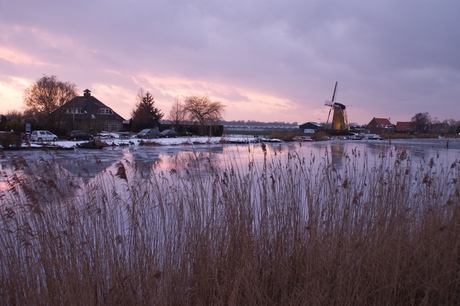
[325,82,350,134]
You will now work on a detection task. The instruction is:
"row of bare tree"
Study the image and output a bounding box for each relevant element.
[410,112,459,134]
[130,88,225,135]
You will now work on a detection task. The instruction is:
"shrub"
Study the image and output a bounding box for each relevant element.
[0,132,22,149]
[269,131,296,140]
[311,130,329,141]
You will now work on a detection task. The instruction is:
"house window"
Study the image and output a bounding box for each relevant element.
[66,108,84,114]
[98,108,114,115]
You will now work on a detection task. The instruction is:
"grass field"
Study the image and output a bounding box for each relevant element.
[1,146,459,305]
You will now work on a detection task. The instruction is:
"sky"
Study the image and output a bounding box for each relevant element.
[1,0,459,125]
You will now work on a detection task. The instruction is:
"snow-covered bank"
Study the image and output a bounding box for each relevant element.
[10,135,276,150]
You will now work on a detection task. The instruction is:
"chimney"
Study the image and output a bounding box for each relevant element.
[83,89,91,97]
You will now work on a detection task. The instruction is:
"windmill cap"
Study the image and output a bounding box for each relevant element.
[333,102,346,109]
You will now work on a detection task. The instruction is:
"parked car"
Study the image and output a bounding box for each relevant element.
[160,129,178,138]
[30,130,58,143]
[137,128,160,139]
[67,130,94,141]
[96,131,120,139]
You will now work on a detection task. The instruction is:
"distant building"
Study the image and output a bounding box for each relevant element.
[395,121,415,133]
[56,89,125,132]
[430,122,450,134]
[299,122,322,134]
[366,118,393,134]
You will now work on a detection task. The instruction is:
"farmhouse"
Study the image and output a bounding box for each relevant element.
[56,89,125,133]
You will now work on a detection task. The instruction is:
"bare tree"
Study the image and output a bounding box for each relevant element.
[442,119,459,134]
[131,88,164,132]
[169,97,187,132]
[183,95,225,136]
[411,112,432,133]
[23,75,77,130]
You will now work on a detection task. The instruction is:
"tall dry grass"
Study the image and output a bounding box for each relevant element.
[0,145,459,305]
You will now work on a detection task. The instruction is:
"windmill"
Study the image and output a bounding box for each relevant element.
[325,82,349,133]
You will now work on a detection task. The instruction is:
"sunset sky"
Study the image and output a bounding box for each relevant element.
[1,0,459,125]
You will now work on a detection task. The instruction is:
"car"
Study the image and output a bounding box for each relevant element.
[137,128,160,139]
[160,129,178,138]
[96,131,120,139]
[180,131,193,136]
[67,130,94,141]
[30,130,58,143]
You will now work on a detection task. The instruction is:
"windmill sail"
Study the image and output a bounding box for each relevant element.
[331,81,338,102]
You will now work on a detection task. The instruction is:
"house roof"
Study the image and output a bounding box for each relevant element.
[300,122,322,128]
[368,117,392,127]
[60,90,125,121]
[395,121,415,131]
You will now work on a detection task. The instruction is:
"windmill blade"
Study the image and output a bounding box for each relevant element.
[331,81,338,102]
[325,100,333,106]
[344,109,349,127]
[326,107,332,127]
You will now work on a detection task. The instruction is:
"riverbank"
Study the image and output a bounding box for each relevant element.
[0,135,262,150]
[380,132,460,139]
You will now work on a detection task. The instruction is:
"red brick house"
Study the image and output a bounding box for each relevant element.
[366,118,393,134]
[395,121,415,133]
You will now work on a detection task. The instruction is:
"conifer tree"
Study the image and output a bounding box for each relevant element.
[131,88,164,132]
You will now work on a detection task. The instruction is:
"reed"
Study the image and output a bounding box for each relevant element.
[0,145,459,305]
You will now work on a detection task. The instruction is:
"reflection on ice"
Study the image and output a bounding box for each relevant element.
[1,140,459,199]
